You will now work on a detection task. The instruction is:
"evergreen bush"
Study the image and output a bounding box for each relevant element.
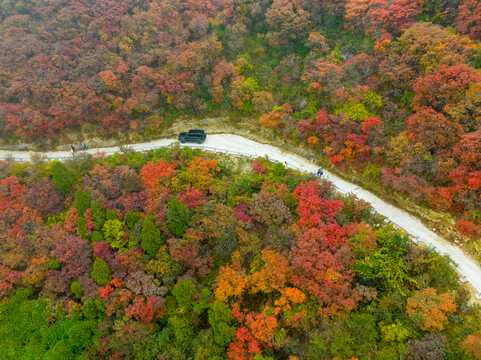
[106,209,119,221]
[82,299,105,320]
[75,189,91,216]
[48,258,61,270]
[77,217,87,239]
[70,280,84,299]
[125,211,142,229]
[90,202,105,229]
[140,217,163,258]
[91,258,111,286]
[90,231,103,243]
[166,195,190,237]
[51,162,74,197]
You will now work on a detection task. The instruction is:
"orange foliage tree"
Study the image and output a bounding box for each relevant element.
[140,159,176,189]
[173,157,221,190]
[259,108,282,129]
[406,288,456,332]
[250,249,291,294]
[462,331,481,359]
[214,251,249,304]
[244,310,279,346]
[259,103,293,129]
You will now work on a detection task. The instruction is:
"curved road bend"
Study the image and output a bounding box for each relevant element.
[1,134,480,298]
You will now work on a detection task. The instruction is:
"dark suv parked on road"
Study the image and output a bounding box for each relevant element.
[178,129,206,144]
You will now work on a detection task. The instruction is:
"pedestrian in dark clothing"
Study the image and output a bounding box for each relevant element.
[71,145,75,154]
[317,168,323,177]
[82,142,87,151]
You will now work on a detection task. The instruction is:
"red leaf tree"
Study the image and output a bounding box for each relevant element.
[456,0,481,40]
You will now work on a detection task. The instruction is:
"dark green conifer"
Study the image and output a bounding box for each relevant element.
[125,211,142,230]
[70,280,84,299]
[166,195,190,237]
[51,162,74,197]
[91,258,111,286]
[82,299,106,320]
[90,202,105,229]
[75,189,91,216]
[48,258,61,270]
[140,217,163,258]
[77,217,88,239]
[90,231,103,243]
[106,209,119,221]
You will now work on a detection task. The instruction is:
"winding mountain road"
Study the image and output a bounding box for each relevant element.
[2,134,481,298]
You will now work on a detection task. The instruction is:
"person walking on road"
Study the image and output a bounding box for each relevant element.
[70,145,75,154]
[317,167,323,177]
[82,142,87,151]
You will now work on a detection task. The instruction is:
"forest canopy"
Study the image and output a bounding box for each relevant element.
[0,147,480,359]
[0,0,479,141]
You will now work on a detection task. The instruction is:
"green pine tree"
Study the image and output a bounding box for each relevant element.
[48,258,61,270]
[125,211,142,230]
[75,189,91,216]
[91,258,111,286]
[90,202,105,230]
[51,162,74,197]
[90,231,103,243]
[106,209,119,221]
[82,299,105,320]
[208,300,236,347]
[166,195,190,237]
[77,217,87,239]
[140,217,163,258]
[70,280,84,299]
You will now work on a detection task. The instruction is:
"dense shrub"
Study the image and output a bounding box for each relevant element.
[70,280,84,299]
